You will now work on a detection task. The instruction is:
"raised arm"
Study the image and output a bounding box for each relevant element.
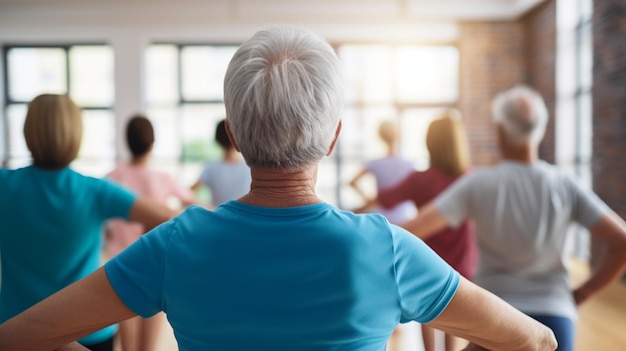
[401,202,449,240]
[0,268,135,351]
[129,196,179,232]
[429,277,557,351]
[573,211,626,305]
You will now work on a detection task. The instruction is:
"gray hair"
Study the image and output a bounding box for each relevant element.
[491,86,548,145]
[224,26,345,171]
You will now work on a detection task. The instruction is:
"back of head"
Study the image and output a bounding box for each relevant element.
[491,86,548,145]
[426,109,470,176]
[214,119,232,150]
[126,115,155,157]
[224,26,345,171]
[24,94,83,169]
[378,120,398,148]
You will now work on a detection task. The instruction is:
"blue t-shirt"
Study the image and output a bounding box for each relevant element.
[106,201,459,351]
[0,166,136,344]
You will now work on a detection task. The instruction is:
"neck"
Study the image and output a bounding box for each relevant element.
[130,153,150,166]
[238,165,322,208]
[386,144,396,157]
[500,143,538,164]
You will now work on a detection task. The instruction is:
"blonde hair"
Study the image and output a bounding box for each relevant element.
[426,110,470,177]
[24,94,83,169]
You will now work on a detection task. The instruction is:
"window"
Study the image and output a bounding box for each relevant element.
[144,44,239,199]
[144,42,459,207]
[2,45,114,175]
[556,0,593,258]
[335,44,459,208]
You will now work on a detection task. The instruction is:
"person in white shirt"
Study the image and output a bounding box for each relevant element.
[402,86,626,351]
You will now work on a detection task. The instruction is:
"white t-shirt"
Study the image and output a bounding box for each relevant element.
[435,160,607,320]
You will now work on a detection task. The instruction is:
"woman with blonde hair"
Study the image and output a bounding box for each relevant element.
[0,94,175,351]
[377,110,478,351]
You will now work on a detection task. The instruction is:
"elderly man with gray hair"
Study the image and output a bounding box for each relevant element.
[403,86,626,351]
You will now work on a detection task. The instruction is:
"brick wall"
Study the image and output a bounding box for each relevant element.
[458,0,556,165]
[524,0,557,164]
[592,0,626,217]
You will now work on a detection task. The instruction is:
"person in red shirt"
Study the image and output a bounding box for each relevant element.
[377,110,477,351]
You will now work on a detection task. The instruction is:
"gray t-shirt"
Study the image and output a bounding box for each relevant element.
[435,160,607,320]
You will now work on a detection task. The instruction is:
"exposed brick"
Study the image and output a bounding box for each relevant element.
[458,0,557,166]
[593,0,626,218]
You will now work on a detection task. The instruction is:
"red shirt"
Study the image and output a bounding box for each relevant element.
[378,167,477,279]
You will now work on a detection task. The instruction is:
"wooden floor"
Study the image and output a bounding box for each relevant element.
[123,258,626,351]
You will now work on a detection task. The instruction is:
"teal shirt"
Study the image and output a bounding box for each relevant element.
[106,201,459,351]
[0,165,136,344]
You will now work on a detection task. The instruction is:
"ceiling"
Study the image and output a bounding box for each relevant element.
[0,0,548,21]
[0,0,548,43]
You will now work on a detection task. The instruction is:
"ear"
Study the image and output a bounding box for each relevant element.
[326,120,342,156]
[224,120,241,152]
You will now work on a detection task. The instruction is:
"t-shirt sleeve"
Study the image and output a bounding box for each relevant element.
[567,176,608,229]
[97,178,137,220]
[105,218,177,318]
[433,173,474,228]
[391,225,460,323]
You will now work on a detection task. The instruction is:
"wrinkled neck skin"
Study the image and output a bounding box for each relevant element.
[238,164,323,208]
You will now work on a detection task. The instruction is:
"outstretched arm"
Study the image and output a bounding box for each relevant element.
[129,197,179,232]
[573,212,626,305]
[429,278,557,351]
[0,268,136,351]
[401,202,449,241]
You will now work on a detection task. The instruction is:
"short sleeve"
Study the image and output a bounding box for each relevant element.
[97,178,137,220]
[391,225,460,323]
[105,218,177,318]
[567,177,608,229]
[433,173,474,228]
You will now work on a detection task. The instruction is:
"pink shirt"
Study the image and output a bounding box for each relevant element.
[378,167,477,280]
[104,163,194,258]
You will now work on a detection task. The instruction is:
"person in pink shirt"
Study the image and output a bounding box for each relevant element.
[105,114,197,351]
[377,111,477,351]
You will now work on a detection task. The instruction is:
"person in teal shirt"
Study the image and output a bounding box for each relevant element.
[0,28,556,351]
[0,94,175,351]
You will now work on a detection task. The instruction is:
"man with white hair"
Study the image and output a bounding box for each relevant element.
[403,86,626,351]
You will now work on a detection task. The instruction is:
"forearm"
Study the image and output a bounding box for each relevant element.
[400,203,448,240]
[574,245,626,304]
[0,268,136,351]
[429,278,557,351]
[576,213,626,304]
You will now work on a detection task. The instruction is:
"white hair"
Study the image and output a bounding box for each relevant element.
[491,86,548,145]
[224,26,345,171]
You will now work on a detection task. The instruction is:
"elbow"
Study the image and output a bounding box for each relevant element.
[539,326,558,351]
